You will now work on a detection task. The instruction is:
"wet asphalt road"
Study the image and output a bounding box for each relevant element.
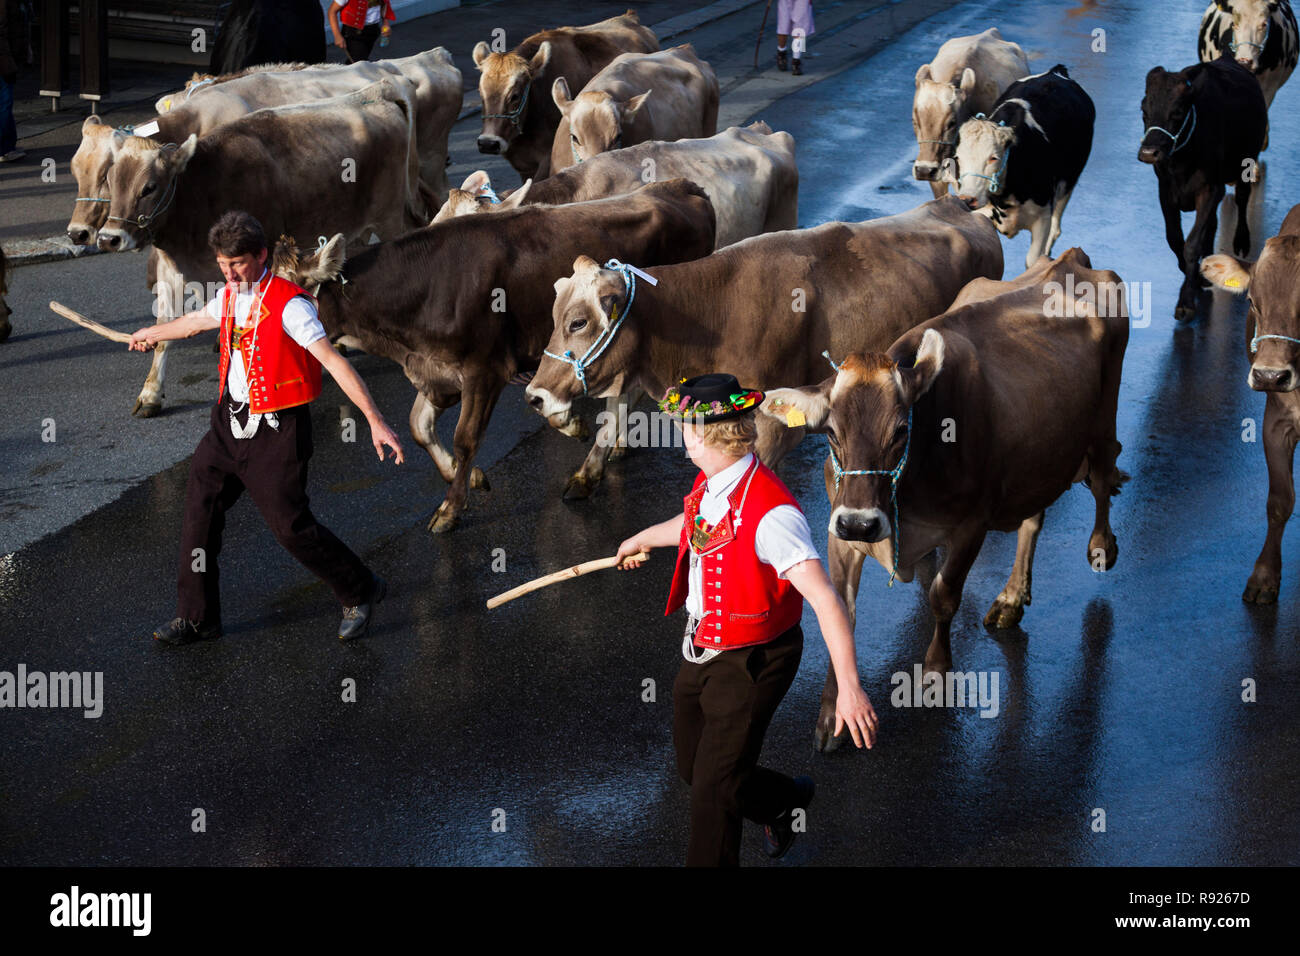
[2,0,1299,866]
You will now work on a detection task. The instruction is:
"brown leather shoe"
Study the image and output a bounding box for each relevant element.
[339,575,387,641]
[153,617,221,645]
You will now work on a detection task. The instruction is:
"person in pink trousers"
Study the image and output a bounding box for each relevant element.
[776,0,815,75]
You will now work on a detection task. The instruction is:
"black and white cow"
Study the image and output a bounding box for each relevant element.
[951,66,1095,270]
[1139,56,1267,320]
[1199,0,1299,108]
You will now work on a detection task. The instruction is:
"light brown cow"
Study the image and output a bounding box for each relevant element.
[92,78,429,417]
[549,44,719,174]
[436,122,797,249]
[912,28,1028,197]
[1202,203,1300,603]
[473,10,658,182]
[526,197,1003,497]
[759,248,1128,750]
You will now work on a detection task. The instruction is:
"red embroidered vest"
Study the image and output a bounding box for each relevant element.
[338,0,394,29]
[216,275,323,414]
[665,458,806,651]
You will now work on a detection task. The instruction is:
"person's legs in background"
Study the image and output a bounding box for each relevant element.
[0,75,24,162]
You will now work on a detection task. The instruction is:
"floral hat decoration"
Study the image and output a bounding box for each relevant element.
[658,373,765,423]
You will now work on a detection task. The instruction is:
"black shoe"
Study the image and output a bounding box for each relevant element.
[339,575,386,641]
[763,775,815,859]
[792,58,803,76]
[776,49,788,72]
[153,617,221,645]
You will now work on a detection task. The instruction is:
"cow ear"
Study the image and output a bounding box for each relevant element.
[304,233,347,287]
[573,254,600,273]
[552,76,572,113]
[83,114,105,133]
[760,381,833,433]
[460,170,489,193]
[894,329,945,405]
[500,179,531,209]
[173,133,199,170]
[472,41,491,69]
[915,63,932,86]
[959,68,977,95]
[530,41,552,76]
[623,90,651,122]
[1201,254,1254,293]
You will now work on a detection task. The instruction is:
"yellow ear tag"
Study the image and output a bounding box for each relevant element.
[1225,277,1242,288]
[785,407,806,428]
[609,304,619,323]
[163,99,171,111]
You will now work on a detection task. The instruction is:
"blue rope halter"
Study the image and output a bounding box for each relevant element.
[483,77,531,127]
[478,184,501,204]
[1229,14,1271,56]
[1143,104,1197,155]
[185,76,216,101]
[1251,332,1300,353]
[544,259,638,394]
[821,350,913,586]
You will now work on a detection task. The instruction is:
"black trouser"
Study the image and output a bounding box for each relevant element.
[176,393,372,625]
[341,23,380,63]
[673,624,804,867]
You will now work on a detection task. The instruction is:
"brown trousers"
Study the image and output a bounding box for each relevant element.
[176,393,372,625]
[673,624,804,866]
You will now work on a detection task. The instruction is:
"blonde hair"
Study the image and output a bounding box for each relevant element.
[690,412,758,457]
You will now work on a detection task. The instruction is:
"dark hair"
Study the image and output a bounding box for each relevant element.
[207,210,266,258]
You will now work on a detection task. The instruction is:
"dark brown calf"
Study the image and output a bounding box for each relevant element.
[761,249,1128,751]
[1202,203,1300,602]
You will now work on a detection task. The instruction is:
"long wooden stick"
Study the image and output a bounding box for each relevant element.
[49,300,141,345]
[486,551,649,609]
[754,0,775,68]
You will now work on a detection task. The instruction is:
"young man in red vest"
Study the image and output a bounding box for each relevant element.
[127,210,405,645]
[328,0,394,64]
[616,373,877,866]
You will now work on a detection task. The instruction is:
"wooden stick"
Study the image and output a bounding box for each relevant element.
[754,0,774,68]
[49,300,142,346]
[486,551,649,610]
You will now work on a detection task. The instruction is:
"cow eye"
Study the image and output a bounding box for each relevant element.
[571,133,579,144]
[567,317,588,334]
[141,182,156,197]
[893,423,909,444]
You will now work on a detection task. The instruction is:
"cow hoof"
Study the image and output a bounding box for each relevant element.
[562,473,595,500]
[1090,536,1119,572]
[132,399,162,418]
[1242,572,1279,604]
[983,597,1025,630]
[814,726,844,754]
[428,504,460,533]
[1173,303,1197,323]
[470,467,489,491]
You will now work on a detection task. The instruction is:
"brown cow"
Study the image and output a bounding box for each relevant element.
[549,44,719,174]
[1202,204,1300,603]
[758,249,1129,750]
[526,197,1003,496]
[275,179,716,532]
[473,10,658,182]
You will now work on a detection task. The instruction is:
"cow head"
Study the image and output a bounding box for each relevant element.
[474,41,552,155]
[527,255,638,428]
[1214,0,1281,72]
[952,116,1013,209]
[1139,66,1196,164]
[68,116,118,245]
[98,132,198,252]
[430,171,532,223]
[759,330,945,544]
[912,64,977,182]
[1204,240,1300,391]
[268,232,347,295]
[553,78,647,162]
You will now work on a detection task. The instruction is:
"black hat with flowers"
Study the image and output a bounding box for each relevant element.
[658,373,764,423]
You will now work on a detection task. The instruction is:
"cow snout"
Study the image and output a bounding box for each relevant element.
[913,161,939,181]
[1250,364,1296,392]
[97,231,124,251]
[829,506,891,544]
[1137,145,1161,165]
[957,193,980,210]
[477,135,505,155]
[524,382,576,430]
[67,226,92,245]
[1237,56,1259,71]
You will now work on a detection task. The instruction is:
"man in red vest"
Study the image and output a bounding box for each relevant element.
[616,373,877,866]
[127,210,404,644]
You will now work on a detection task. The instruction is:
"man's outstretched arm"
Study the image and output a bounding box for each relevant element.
[308,338,405,464]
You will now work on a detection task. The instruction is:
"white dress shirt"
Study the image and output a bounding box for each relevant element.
[205,270,327,404]
[685,452,820,618]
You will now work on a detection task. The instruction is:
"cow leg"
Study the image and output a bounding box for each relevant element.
[563,388,644,500]
[929,180,948,200]
[817,537,866,753]
[925,522,987,673]
[1244,395,1299,604]
[1157,173,1185,262]
[983,511,1044,630]
[1233,181,1254,257]
[1176,185,1224,321]
[408,391,488,490]
[428,377,503,533]
[1046,184,1074,260]
[135,249,181,417]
